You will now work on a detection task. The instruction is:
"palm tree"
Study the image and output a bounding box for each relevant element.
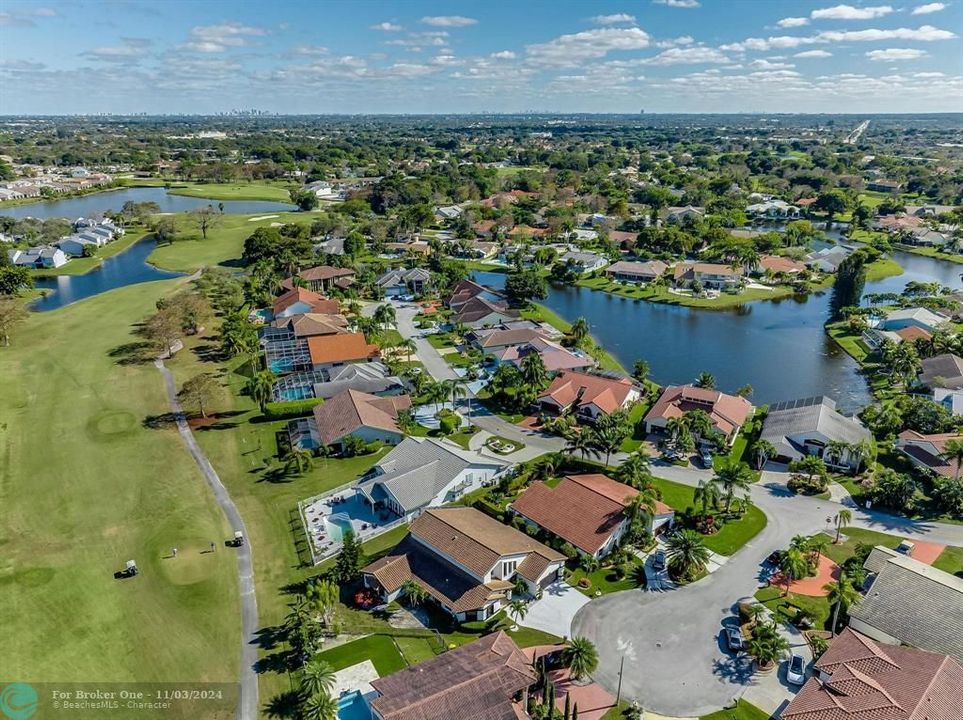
[632,358,650,385]
[752,439,777,471]
[245,369,276,413]
[684,409,713,443]
[695,371,716,389]
[808,534,830,566]
[565,429,601,461]
[305,578,339,627]
[300,659,335,697]
[616,451,652,488]
[833,508,852,544]
[569,316,590,346]
[824,441,850,470]
[665,415,690,444]
[401,579,428,607]
[508,599,528,623]
[665,529,711,581]
[941,438,963,482]
[444,378,469,411]
[373,303,396,332]
[748,621,790,670]
[694,479,722,514]
[712,459,754,514]
[824,576,861,636]
[848,440,872,474]
[302,692,338,720]
[562,637,599,681]
[400,338,417,364]
[779,547,808,597]
[285,446,314,476]
[520,351,548,389]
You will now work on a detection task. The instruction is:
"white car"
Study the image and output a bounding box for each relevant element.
[786,654,806,685]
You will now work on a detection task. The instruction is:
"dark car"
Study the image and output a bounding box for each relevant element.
[652,549,667,570]
[724,626,744,652]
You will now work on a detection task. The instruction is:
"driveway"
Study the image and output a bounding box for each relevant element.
[518,582,589,638]
[395,304,458,382]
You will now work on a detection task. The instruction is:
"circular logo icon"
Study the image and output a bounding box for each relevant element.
[0,684,38,720]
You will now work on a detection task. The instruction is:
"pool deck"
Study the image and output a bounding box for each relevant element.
[302,487,404,561]
[332,660,379,698]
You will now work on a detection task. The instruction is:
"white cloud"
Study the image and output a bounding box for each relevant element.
[370,22,402,31]
[84,37,152,62]
[526,27,651,66]
[912,2,946,13]
[655,35,695,48]
[490,50,516,59]
[182,22,267,53]
[913,71,945,76]
[811,4,894,20]
[642,46,729,64]
[721,24,956,52]
[777,17,809,27]
[750,58,795,69]
[652,0,701,7]
[795,49,833,57]
[289,45,330,57]
[420,16,477,27]
[591,13,637,24]
[30,7,56,16]
[866,47,928,60]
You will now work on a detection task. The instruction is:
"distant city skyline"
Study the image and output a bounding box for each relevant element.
[1,0,961,115]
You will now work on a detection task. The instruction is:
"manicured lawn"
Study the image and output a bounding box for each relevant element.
[392,635,440,665]
[817,528,963,575]
[700,699,772,720]
[167,181,297,203]
[148,211,322,272]
[577,275,802,309]
[894,243,963,265]
[522,303,627,374]
[755,585,831,630]
[425,332,456,349]
[825,322,872,364]
[652,477,768,556]
[620,401,651,452]
[32,230,149,277]
[0,280,240,686]
[505,626,563,648]
[933,545,963,577]
[315,635,407,676]
[568,563,644,596]
[865,257,903,281]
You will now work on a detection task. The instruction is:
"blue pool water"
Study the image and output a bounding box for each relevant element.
[325,514,354,543]
[277,386,314,401]
[337,691,370,720]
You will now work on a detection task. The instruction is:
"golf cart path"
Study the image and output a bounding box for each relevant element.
[155,355,259,720]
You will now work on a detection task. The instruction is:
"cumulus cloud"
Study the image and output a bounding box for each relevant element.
[526,27,651,66]
[182,22,268,53]
[721,24,956,52]
[83,37,152,62]
[795,49,833,57]
[370,22,402,31]
[421,16,477,27]
[866,47,928,60]
[912,2,946,13]
[811,4,894,20]
[591,13,637,24]
[655,35,695,48]
[288,45,330,57]
[750,58,795,69]
[777,17,809,27]
[641,46,729,64]
[652,0,701,7]
[490,50,516,59]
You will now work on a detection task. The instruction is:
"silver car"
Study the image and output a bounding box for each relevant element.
[786,654,806,685]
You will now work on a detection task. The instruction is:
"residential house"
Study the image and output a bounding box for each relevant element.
[609,229,639,251]
[55,235,100,257]
[661,205,705,225]
[645,385,754,445]
[288,389,410,452]
[282,265,355,293]
[472,220,497,239]
[780,627,963,720]
[313,237,345,256]
[510,473,675,560]
[849,548,963,663]
[492,336,596,375]
[895,430,963,479]
[865,179,902,193]
[263,313,349,343]
[917,353,963,389]
[446,280,519,328]
[434,204,464,221]
[375,267,431,297]
[7,245,68,269]
[356,438,505,520]
[605,260,668,284]
[933,387,963,416]
[908,228,952,247]
[874,213,924,235]
[361,508,563,621]
[757,254,807,276]
[271,362,405,403]
[880,306,949,334]
[537,370,642,422]
[367,632,537,720]
[672,262,744,290]
[467,327,552,353]
[759,396,871,472]
[307,332,380,372]
[746,199,800,219]
[271,287,340,320]
[805,246,849,273]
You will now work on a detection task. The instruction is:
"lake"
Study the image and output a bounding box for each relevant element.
[1,186,296,220]
[474,251,962,412]
[32,236,183,312]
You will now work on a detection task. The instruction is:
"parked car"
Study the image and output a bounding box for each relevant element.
[786,654,806,685]
[724,626,744,652]
[700,450,714,468]
[652,549,666,570]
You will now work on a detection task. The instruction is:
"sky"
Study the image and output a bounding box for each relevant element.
[0,0,961,115]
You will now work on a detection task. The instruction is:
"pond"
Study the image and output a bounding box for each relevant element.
[1,186,296,220]
[474,250,962,412]
[32,236,183,312]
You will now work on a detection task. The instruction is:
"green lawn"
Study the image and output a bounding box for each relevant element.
[894,243,963,265]
[865,257,903,281]
[755,585,831,630]
[652,477,768,556]
[32,230,149,277]
[522,303,627,374]
[576,275,803,309]
[700,700,772,720]
[0,280,240,688]
[933,545,963,577]
[825,322,872,363]
[315,635,407,676]
[568,562,644,596]
[167,182,297,203]
[619,401,651,452]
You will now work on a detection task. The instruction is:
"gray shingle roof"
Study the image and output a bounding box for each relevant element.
[919,354,963,389]
[852,550,963,663]
[760,396,870,461]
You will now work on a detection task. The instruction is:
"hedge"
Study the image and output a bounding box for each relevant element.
[263,398,324,420]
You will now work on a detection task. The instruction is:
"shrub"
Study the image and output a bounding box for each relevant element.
[439,414,459,435]
[577,578,592,589]
[559,543,578,560]
[263,398,323,419]
[788,473,829,494]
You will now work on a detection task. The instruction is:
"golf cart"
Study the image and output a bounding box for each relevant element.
[232,531,245,547]
[123,560,138,578]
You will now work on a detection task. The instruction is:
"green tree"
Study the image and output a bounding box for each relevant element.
[568,316,590,346]
[562,637,599,681]
[300,659,335,697]
[284,446,314,476]
[666,529,711,581]
[0,295,29,346]
[748,620,790,668]
[520,351,549,389]
[940,438,963,482]
[302,692,337,720]
[833,508,852,544]
[824,577,861,636]
[779,547,808,597]
[333,530,363,584]
[190,204,220,240]
[814,190,848,220]
[632,358,650,385]
[401,579,429,607]
[0,262,32,295]
[695,371,716,389]
[290,188,320,211]
[694,479,722,514]
[751,439,777,470]
[712,459,754,514]
[504,267,548,305]
[177,373,218,418]
[245,369,276,412]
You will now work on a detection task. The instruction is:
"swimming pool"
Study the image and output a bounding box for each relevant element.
[325,514,354,543]
[337,691,371,720]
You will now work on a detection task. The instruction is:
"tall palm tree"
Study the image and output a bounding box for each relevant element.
[562,637,599,681]
[694,479,722,514]
[520,351,548,389]
[824,441,850,470]
[824,577,861,636]
[569,316,590,346]
[616,451,652,488]
[285,446,314,476]
[400,338,417,364]
[302,692,338,720]
[752,439,777,471]
[373,303,396,332]
[509,599,528,623]
[245,369,276,413]
[833,508,852,544]
[848,440,872,474]
[665,415,690,444]
[565,429,600,461]
[779,547,808,597]
[684,409,713,442]
[444,378,469,411]
[665,529,711,581]
[940,438,963,482]
[401,579,428,607]
[695,371,716,389]
[300,659,335,697]
[712,459,754,514]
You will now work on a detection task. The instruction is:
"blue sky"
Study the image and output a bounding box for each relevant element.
[0,0,960,114]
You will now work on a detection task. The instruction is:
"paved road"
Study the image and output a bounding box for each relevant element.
[156,357,259,720]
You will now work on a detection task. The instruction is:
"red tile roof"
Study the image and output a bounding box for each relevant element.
[538,371,639,415]
[272,286,340,316]
[510,474,672,555]
[759,255,807,274]
[306,332,380,365]
[782,628,963,720]
[896,430,963,478]
[311,389,410,445]
[894,325,932,342]
[645,384,753,439]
